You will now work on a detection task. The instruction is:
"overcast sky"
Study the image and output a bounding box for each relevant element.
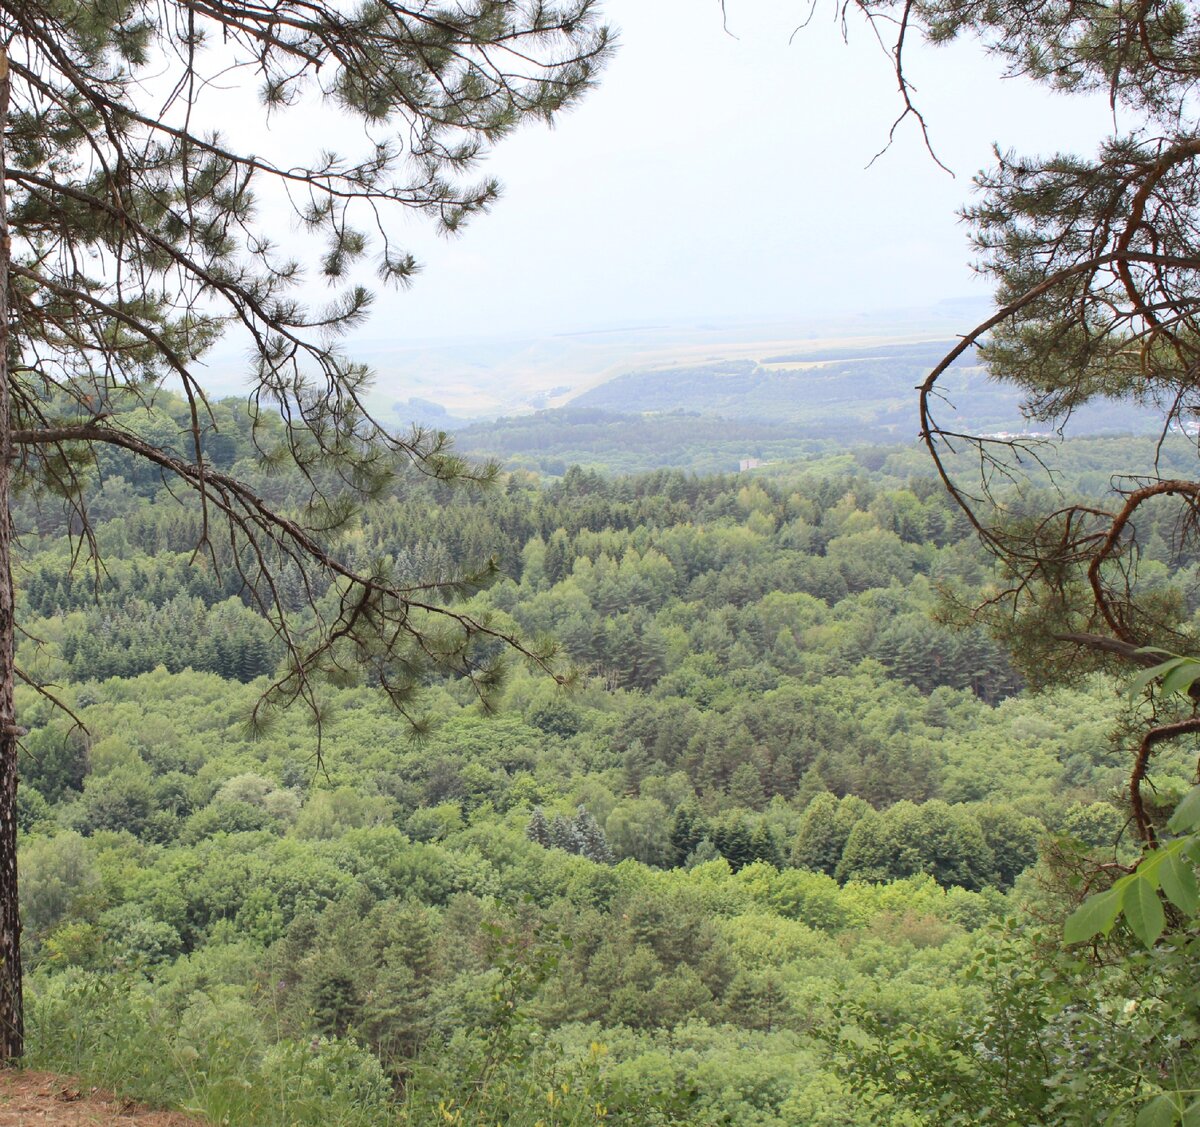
[201,0,1120,360]
[306,0,1115,346]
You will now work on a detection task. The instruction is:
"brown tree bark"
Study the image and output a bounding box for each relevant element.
[0,41,23,1060]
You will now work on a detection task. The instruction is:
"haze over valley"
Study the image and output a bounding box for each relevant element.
[305,302,1171,477]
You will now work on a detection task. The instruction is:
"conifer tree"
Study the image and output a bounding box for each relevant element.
[549,812,582,853]
[0,0,610,1058]
[749,822,783,869]
[793,793,872,876]
[669,800,709,867]
[525,806,551,849]
[543,528,571,586]
[573,804,613,864]
[791,792,840,875]
[728,762,767,811]
[713,817,755,873]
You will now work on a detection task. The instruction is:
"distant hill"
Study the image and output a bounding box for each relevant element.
[568,340,1161,439]
[762,341,978,365]
[448,337,1174,476]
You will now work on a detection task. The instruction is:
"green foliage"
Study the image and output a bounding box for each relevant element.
[9,441,1166,1123]
[5,0,1184,1110]
[20,832,101,949]
[1128,653,1200,702]
[22,6,1183,1115]
[792,793,870,876]
[825,928,1055,1125]
[605,799,673,868]
[26,970,393,1127]
[1065,784,1200,949]
[837,800,996,891]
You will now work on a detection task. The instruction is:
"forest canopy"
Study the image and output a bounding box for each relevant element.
[14,426,1178,1125]
[2,0,1200,1122]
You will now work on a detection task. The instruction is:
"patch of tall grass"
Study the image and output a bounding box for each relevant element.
[25,969,392,1126]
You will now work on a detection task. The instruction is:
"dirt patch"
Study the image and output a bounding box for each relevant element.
[0,1071,207,1126]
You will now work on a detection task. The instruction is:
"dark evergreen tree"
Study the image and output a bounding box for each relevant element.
[550,814,583,854]
[574,806,614,865]
[543,529,572,586]
[793,794,872,876]
[669,801,709,867]
[622,739,653,794]
[724,970,792,1033]
[791,793,840,875]
[525,807,552,849]
[713,817,756,873]
[749,823,783,869]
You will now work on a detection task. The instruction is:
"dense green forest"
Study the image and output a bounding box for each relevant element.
[10,393,1197,1124]
[452,407,820,478]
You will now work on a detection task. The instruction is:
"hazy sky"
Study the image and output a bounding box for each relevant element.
[201,0,1120,361]
[317,0,1118,346]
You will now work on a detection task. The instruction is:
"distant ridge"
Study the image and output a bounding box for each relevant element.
[762,341,980,365]
[568,339,1159,439]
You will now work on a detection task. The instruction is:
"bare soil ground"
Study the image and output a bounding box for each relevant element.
[0,1071,206,1126]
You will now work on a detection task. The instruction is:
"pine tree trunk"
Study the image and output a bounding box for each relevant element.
[0,42,24,1061]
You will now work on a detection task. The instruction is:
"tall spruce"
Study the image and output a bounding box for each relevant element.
[669,800,708,867]
[525,806,551,849]
[573,804,613,864]
[0,0,610,1058]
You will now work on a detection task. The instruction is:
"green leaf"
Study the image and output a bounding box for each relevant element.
[1137,1094,1182,1127]
[1123,875,1166,948]
[1128,656,1187,701]
[1160,848,1200,916]
[1161,659,1200,696]
[1064,886,1122,944]
[1168,785,1200,833]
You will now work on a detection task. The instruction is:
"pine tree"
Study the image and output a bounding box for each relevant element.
[749,822,783,869]
[728,762,767,811]
[549,814,583,854]
[0,0,610,1058]
[669,801,709,867]
[525,807,551,849]
[829,0,1200,840]
[543,529,572,586]
[713,818,755,873]
[724,969,793,1033]
[792,792,840,875]
[573,806,614,865]
[622,739,653,794]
